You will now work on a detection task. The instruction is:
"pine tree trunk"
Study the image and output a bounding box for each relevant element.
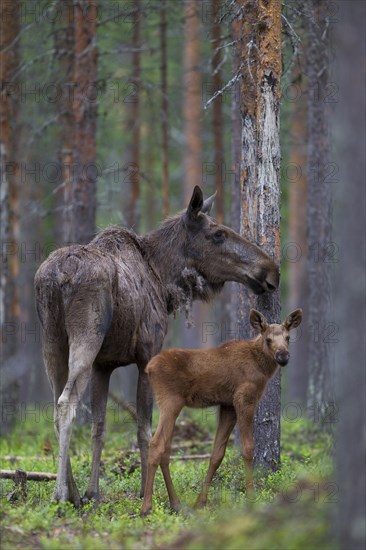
[181,0,204,348]
[160,0,169,218]
[335,2,366,548]
[71,0,98,244]
[238,0,282,471]
[306,0,334,423]
[0,0,20,358]
[212,0,224,223]
[126,0,141,229]
[182,0,202,203]
[55,0,75,245]
[0,0,21,430]
[287,66,309,405]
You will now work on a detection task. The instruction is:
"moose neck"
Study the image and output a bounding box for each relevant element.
[143,216,223,312]
[144,216,187,284]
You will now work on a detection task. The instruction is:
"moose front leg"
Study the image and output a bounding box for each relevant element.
[137,363,153,497]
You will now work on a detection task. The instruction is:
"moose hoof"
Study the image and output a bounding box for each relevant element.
[52,490,80,508]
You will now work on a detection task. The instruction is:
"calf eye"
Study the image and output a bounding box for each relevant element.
[266,338,272,345]
[213,230,226,243]
[286,336,290,342]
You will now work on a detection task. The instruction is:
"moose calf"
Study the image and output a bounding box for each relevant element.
[141,308,302,516]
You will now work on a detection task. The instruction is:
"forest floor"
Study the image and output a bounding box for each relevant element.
[1,403,338,550]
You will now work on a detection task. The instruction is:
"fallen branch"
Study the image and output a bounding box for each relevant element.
[0,469,57,481]
[108,392,137,421]
[1,469,57,502]
[1,456,50,461]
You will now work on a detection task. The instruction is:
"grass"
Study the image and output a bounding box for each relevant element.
[0,403,338,549]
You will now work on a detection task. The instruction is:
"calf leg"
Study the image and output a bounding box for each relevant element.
[54,340,103,504]
[141,398,183,517]
[136,363,153,497]
[160,429,180,512]
[82,365,112,503]
[195,405,236,508]
[234,388,257,493]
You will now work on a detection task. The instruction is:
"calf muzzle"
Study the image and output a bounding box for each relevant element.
[275,351,290,366]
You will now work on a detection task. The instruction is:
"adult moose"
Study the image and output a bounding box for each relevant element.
[35,186,279,505]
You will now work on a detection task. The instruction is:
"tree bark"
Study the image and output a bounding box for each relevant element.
[212,0,224,223]
[126,0,141,229]
[306,0,334,423]
[160,0,169,218]
[71,0,98,244]
[0,0,21,431]
[334,2,366,548]
[0,0,20,359]
[238,0,282,471]
[182,0,202,204]
[55,0,75,245]
[181,0,204,349]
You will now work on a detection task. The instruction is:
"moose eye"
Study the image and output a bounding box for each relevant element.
[266,338,272,345]
[286,336,290,343]
[212,230,226,243]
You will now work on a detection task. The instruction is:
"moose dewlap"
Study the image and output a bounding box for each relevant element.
[141,308,302,516]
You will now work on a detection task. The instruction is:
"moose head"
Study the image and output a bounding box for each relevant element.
[180,186,279,296]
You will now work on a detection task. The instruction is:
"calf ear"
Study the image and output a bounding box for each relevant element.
[250,309,268,333]
[284,309,303,330]
[185,186,204,222]
[201,191,217,214]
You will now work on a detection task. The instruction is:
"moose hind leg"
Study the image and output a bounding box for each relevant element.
[141,398,183,517]
[53,391,80,506]
[43,345,81,506]
[160,426,181,512]
[136,363,153,497]
[82,365,112,503]
[54,341,102,504]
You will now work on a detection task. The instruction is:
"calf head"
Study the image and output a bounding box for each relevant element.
[183,186,279,295]
[250,308,303,366]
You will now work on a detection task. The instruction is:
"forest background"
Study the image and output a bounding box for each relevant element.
[0,1,365,549]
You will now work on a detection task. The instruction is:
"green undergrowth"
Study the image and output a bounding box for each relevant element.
[0,405,337,550]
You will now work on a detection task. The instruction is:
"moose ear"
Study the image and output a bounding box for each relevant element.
[185,185,204,222]
[250,309,268,333]
[201,191,217,214]
[284,309,303,330]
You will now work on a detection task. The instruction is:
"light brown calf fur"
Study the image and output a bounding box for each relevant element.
[141,308,302,516]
